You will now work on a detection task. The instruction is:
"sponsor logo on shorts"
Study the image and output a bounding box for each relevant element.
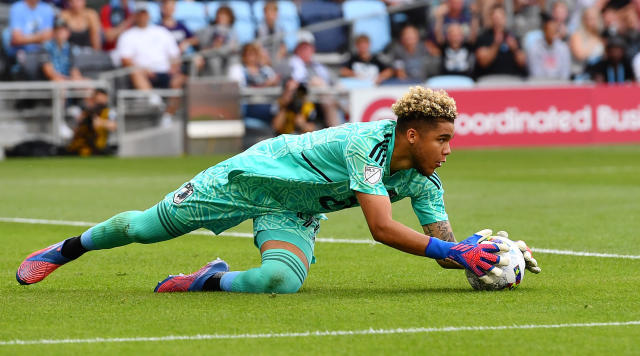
[364,166,382,185]
[173,183,194,204]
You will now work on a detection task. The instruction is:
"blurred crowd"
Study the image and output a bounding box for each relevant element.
[2,0,640,136]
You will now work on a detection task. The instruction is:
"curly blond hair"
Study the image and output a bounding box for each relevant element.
[391,86,457,124]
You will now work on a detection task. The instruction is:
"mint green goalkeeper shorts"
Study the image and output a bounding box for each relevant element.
[156,166,323,263]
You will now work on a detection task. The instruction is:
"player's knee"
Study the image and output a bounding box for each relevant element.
[260,260,305,294]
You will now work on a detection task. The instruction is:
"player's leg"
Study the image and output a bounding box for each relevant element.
[215,238,309,294]
[155,212,319,294]
[16,201,193,285]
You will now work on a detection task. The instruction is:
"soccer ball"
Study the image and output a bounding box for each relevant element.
[465,237,526,291]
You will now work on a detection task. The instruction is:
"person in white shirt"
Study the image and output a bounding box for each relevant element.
[287,31,340,127]
[116,3,184,123]
[633,52,640,81]
[526,13,571,80]
[116,4,183,91]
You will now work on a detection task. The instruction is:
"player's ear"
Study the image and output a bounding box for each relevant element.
[406,128,417,144]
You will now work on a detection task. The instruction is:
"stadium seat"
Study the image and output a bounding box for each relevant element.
[299,1,347,53]
[425,75,475,89]
[207,1,255,45]
[252,1,300,51]
[145,1,162,24]
[174,1,207,33]
[72,47,114,79]
[342,0,391,54]
[338,77,375,89]
[18,51,47,80]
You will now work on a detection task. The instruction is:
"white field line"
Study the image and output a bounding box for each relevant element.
[1,320,639,346]
[1,216,639,259]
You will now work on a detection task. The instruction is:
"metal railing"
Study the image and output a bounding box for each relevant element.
[115,88,185,156]
[0,80,109,148]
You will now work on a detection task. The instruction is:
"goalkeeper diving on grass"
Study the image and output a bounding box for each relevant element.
[16,86,540,293]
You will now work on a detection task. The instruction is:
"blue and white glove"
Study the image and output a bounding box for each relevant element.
[425,229,510,283]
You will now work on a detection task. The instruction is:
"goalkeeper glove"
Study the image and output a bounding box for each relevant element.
[494,231,541,274]
[425,229,510,283]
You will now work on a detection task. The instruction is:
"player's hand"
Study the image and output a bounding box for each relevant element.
[495,231,541,274]
[460,228,493,245]
[448,229,510,283]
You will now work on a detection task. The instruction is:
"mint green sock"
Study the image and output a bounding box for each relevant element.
[225,249,307,294]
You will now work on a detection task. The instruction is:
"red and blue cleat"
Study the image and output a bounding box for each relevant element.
[16,242,71,285]
[154,258,229,292]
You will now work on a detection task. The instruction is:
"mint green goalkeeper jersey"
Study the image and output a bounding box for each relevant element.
[186,120,447,228]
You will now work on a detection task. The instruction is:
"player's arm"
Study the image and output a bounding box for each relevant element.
[357,191,431,255]
[422,221,463,269]
[357,191,508,280]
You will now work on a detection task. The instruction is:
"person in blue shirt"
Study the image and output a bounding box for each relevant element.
[42,18,85,81]
[9,0,55,54]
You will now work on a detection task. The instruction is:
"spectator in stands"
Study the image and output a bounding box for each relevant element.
[551,0,571,40]
[384,0,430,38]
[475,4,527,78]
[272,81,317,135]
[117,4,184,122]
[67,89,117,157]
[526,14,571,80]
[339,34,394,85]
[288,30,340,127]
[439,23,475,77]
[59,0,102,50]
[431,0,479,46]
[512,0,542,39]
[199,5,237,51]
[600,0,640,37]
[569,7,605,75]
[42,18,86,81]
[228,42,280,87]
[599,2,640,44]
[100,0,135,51]
[601,4,623,40]
[600,1,640,58]
[117,5,182,90]
[9,0,55,53]
[625,10,640,59]
[633,51,640,80]
[390,25,438,83]
[160,0,198,55]
[289,31,332,86]
[587,35,635,83]
[256,0,287,65]
[565,0,595,32]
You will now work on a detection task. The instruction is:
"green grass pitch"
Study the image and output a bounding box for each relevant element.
[1,145,639,355]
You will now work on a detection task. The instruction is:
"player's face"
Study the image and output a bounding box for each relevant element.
[409,121,454,176]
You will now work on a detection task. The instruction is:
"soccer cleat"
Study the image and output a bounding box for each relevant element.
[16,241,71,285]
[154,258,229,293]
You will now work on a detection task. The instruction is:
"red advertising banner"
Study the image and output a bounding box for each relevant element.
[350,85,640,148]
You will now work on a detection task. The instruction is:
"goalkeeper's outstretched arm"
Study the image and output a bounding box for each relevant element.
[357,189,454,258]
[357,191,509,281]
[356,191,432,256]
